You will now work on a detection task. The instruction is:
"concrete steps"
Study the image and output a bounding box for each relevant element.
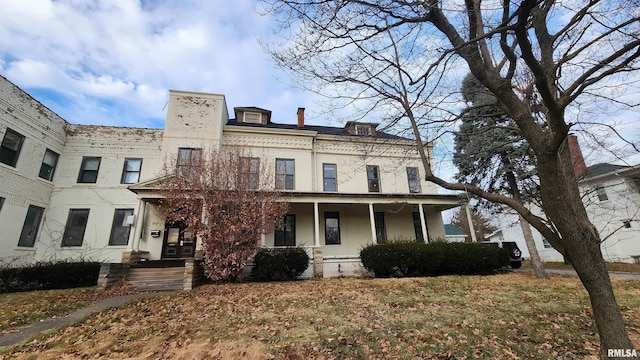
[126,267,185,291]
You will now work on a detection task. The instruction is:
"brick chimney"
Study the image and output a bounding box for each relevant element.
[297,107,305,128]
[567,134,587,178]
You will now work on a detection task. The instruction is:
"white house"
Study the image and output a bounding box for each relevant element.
[488,137,640,264]
[0,75,462,280]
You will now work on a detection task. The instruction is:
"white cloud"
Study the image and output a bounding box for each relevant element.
[0,0,316,126]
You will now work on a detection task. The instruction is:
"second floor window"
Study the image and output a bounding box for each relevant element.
[323,163,337,191]
[596,185,608,202]
[39,149,59,181]
[367,165,380,192]
[239,157,260,189]
[177,148,201,177]
[406,167,422,193]
[0,128,25,167]
[276,158,295,190]
[121,158,143,184]
[78,157,101,183]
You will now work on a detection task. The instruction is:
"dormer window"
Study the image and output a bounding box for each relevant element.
[356,125,372,135]
[243,112,262,124]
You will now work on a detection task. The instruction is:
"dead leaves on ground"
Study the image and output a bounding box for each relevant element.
[2,273,639,359]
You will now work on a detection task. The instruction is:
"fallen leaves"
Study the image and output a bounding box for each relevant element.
[0,273,638,359]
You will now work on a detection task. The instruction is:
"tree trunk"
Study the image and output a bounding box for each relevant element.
[538,146,635,358]
[518,214,548,279]
[501,153,548,279]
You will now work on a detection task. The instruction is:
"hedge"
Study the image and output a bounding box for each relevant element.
[360,242,510,277]
[251,247,310,281]
[0,261,101,293]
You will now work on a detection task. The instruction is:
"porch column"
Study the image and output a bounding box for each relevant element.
[418,203,429,243]
[131,199,146,250]
[368,203,377,244]
[313,202,320,247]
[464,204,477,242]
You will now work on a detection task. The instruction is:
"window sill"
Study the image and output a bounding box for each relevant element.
[14,247,36,251]
[0,162,20,174]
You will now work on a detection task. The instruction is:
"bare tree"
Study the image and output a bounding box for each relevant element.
[156,147,289,282]
[450,206,496,242]
[262,0,640,355]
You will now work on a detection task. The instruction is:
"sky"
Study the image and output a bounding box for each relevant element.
[0,0,326,129]
[0,0,638,176]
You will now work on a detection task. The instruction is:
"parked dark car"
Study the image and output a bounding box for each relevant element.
[482,240,523,268]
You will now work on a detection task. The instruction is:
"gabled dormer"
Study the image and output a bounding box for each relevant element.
[234,107,272,125]
[344,121,379,136]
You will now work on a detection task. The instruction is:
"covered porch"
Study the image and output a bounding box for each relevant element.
[125,182,462,277]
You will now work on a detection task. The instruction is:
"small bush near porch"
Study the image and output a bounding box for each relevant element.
[251,247,310,281]
[360,242,510,277]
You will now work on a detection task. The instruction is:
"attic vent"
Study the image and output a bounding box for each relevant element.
[356,125,372,135]
[243,112,262,124]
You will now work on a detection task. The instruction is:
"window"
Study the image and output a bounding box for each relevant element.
[77,157,101,183]
[374,212,387,243]
[367,165,380,192]
[274,214,296,246]
[596,185,608,201]
[109,209,134,246]
[239,157,260,189]
[323,163,337,191]
[406,167,422,193]
[412,212,424,242]
[18,205,45,247]
[0,128,25,167]
[542,238,552,249]
[325,212,341,245]
[38,149,59,181]
[177,148,201,177]
[121,158,143,184]
[62,209,90,247]
[0,197,4,212]
[276,158,295,190]
[243,112,262,124]
[356,125,371,135]
[633,177,640,193]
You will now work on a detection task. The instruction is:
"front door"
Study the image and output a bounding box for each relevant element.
[162,221,196,258]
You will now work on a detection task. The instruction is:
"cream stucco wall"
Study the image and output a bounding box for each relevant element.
[1,81,459,268]
[34,125,163,263]
[0,76,67,264]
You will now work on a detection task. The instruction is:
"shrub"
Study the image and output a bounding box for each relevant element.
[0,260,100,293]
[251,247,310,281]
[360,242,509,277]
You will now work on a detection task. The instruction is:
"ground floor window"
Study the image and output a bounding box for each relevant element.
[274,214,296,246]
[325,212,341,245]
[374,212,386,243]
[62,209,90,247]
[18,205,45,247]
[412,212,424,242]
[109,208,134,246]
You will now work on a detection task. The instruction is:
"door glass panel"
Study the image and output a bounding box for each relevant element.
[167,228,180,244]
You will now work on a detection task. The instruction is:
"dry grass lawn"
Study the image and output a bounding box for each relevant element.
[1,273,639,359]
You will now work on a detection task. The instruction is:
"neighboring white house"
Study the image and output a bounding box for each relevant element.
[488,138,640,264]
[0,75,462,277]
[444,224,468,243]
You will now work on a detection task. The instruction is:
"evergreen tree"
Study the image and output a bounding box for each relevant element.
[454,73,547,279]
